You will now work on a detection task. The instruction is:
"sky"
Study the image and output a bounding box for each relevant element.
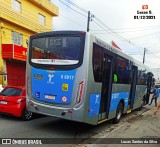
[51,0,160,79]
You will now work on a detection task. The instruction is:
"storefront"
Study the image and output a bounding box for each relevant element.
[2,44,27,86]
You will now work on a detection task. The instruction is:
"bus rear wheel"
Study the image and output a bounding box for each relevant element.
[113,102,123,124]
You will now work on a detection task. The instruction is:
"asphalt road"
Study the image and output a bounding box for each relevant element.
[0,105,152,146]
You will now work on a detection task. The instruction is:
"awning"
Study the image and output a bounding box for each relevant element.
[0,71,7,75]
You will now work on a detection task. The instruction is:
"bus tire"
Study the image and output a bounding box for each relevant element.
[113,102,123,124]
[22,109,33,121]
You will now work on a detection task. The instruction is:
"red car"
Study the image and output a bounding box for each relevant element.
[0,86,32,120]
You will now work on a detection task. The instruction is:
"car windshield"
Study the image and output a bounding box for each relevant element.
[0,88,22,96]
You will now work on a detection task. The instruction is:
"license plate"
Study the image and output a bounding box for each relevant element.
[45,95,56,100]
[0,101,7,104]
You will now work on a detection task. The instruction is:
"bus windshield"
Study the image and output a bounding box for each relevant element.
[31,36,81,65]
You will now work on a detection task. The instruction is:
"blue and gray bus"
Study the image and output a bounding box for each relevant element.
[26,31,153,125]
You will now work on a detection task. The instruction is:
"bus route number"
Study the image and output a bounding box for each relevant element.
[50,38,62,46]
[61,75,74,80]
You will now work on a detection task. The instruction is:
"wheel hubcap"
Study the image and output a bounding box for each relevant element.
[117,110,122,120]
[25,110,32,120]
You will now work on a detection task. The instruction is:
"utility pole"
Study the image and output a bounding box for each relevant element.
[87,11,90,32]
[143,48,147,64]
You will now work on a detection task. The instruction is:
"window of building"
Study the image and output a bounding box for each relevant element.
[12,31,23,46]
[12,0,21,13]
[38,13,46,25]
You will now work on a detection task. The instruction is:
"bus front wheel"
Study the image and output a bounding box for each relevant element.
[113,102,123,124]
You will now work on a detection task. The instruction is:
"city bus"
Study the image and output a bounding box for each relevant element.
[26,31,153,125]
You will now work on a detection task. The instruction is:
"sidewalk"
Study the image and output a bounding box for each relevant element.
[79,104,160,147]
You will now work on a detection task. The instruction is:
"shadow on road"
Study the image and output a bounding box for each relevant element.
[0,106,151,141]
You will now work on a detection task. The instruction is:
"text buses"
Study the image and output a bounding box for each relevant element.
[26,31,153,125]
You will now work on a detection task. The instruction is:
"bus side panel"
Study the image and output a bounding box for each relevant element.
[110,92,129,111]
[70,64,88,122]
[82,35,102,125]
[70,33,91,123]
[133,85,146,109]
[108,84,130,120]
[88,94,101,118]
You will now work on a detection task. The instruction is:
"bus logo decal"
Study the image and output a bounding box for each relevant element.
[47,73,54,84]
[88,94,101,117]
[48,74,54,82]
[34,74,43,80]
[95,95,100,104]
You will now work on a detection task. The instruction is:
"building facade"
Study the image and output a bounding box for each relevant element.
[0,0,59,86]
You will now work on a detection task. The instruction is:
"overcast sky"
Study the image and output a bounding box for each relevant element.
[51,0,160,78]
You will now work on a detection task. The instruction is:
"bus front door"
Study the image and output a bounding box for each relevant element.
[128,65,138,110]
[99,53,113,122]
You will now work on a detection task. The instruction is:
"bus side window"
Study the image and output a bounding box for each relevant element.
[114,56,131,84]
[114,73,118,83]
[92,44,103,82]
[137,70,147,85]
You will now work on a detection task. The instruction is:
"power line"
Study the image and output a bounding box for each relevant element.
[129,32,160,40]
[58,0,87,18]
[92,17,145,51]
[58,0,160,65]
[59,0,155,54]
[102,25,160,31]
[91,26,160,34]
[57,13,86,29]
[92,17,144,49]
[147,50,160,59]
[57,0,160,61]
[92,20,110,34]
[64,0,88,13]
[127,49,160,57]
[92,15,160,56]
[94,17,127,41]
